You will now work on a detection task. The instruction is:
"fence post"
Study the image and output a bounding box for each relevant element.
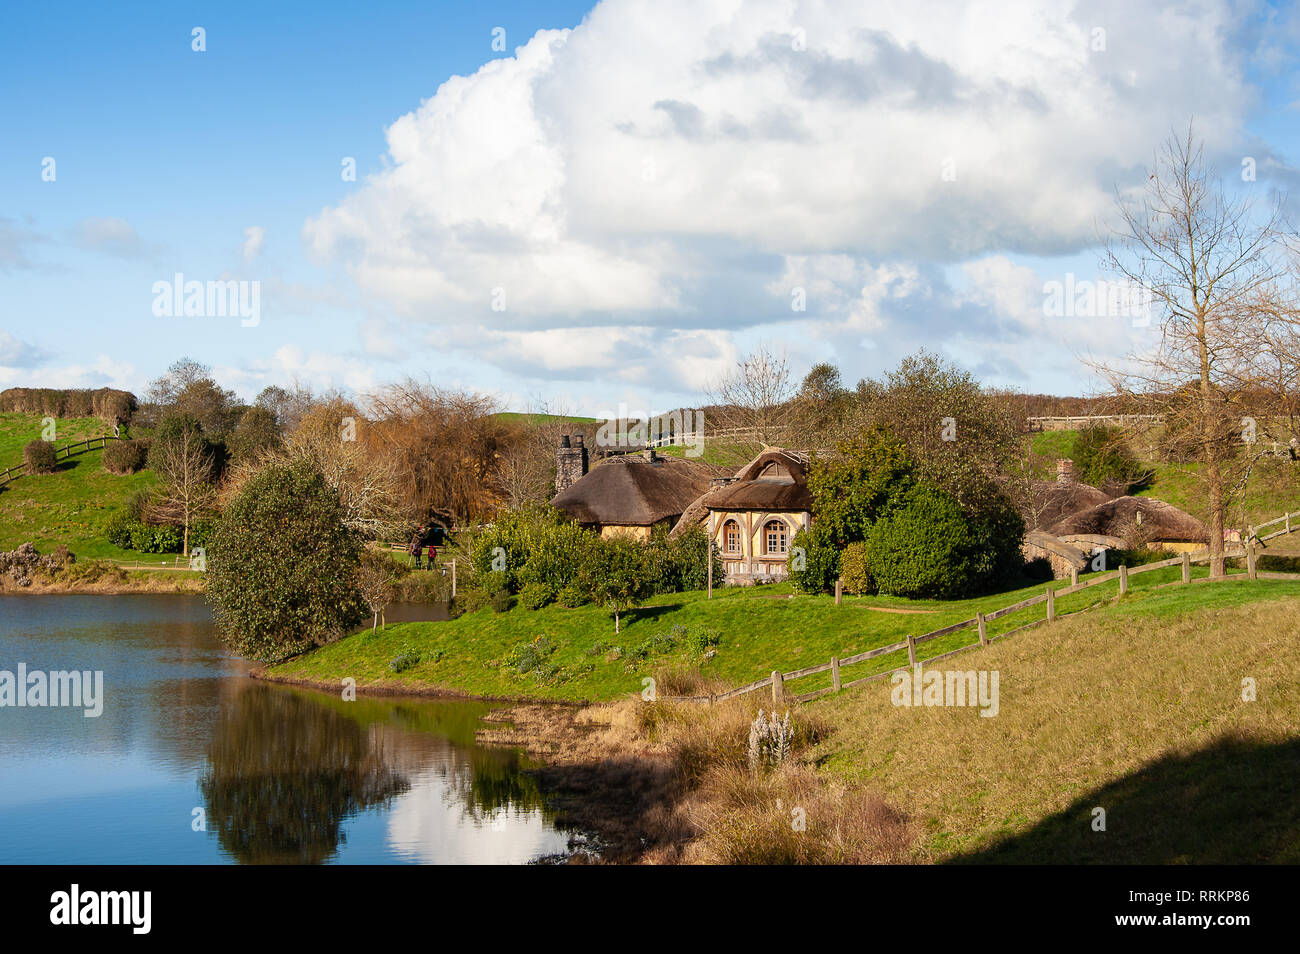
[771,670,784,704]
[835,578,842,606]
[451,558,457,598]
[1182,551,1191,584]
[1046,586,1055,623]
[1119,564,1128,595]
[831,656,841,693]
[1070,566,1078,588]
[906,635,917,667]
[1288,512,1293,534]
[1247,543,1257,580]
[977,611,987,647]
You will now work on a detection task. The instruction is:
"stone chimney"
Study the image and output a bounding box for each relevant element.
[1055,458,1075,483]
[556,433,588,494]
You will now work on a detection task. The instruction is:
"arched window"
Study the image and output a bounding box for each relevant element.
[722,520,741,554]
[764,519,788,555]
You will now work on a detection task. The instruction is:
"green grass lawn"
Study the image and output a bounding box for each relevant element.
[0,412,108,462]
[1141,458,1298,528]
[0,412,162,560]
[267,564,1300,703]
[492,411,599,428]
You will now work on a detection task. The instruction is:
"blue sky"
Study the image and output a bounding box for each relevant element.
[3,0,1299,416]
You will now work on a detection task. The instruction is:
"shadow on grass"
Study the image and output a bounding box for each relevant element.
[623,604,684,625]
[949,731,1300,864]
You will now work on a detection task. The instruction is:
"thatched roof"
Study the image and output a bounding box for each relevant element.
[1025,479,1112,530]
[1047,495,1208,543]
[669,449,812,535]
[551,453,724,527]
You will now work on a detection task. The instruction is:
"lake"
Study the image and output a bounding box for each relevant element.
[0,595,575,864]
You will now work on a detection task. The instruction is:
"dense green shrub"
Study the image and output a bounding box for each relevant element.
[514,517,592,593]
[556,584,589,607]
[518,582,554,610]
[806,427,914,544]
[23,439,57,474]
[643,525,721,594]
[839,541,873,595]
[787,522,841,594]
[102,510,182,553]
[206,459,364,661]
[866,484,985,599]
[129,522,181,554]
[489,588,514,613]
[102,439,148,474]
[1074,425,1154,491]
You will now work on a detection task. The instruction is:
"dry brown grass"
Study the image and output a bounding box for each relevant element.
[809,597,1300,862]
[649,662,729,698]
[681,763,915,864]
[487,691,914,863]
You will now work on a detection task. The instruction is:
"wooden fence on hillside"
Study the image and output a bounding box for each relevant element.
[1026,414,1164,432]
[0,435,121,488]
[664,509,1300,707]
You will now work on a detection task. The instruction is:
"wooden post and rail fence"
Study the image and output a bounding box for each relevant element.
[662,508,1300,708]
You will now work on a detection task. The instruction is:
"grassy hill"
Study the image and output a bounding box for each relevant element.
[1030,426,1299,527]
[265,564,1298,702]
[0,413,160,560]
[810,590,1300,863]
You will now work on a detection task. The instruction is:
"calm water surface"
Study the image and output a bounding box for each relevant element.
[0,595,574,864]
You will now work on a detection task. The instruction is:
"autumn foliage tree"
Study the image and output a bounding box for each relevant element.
[366,380,509,526]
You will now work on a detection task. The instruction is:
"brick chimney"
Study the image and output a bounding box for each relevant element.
[556,433,588,494]
[1055,458,1075,483]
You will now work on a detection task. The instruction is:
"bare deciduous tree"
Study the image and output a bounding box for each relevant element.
[357,550,396,632]
[493,398,579,508]
[706,345,797,458]
[149,425,217,556]
[283,398,405,540]
[1098,125,1295,576]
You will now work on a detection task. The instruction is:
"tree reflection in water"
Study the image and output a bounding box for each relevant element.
[200,685,561,864]
[200,685,408,864]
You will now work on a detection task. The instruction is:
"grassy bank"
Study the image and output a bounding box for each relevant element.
[479,582,1300,863]
[809,593,1300,863]
[0,562,205,595]
[265,564,1298,703]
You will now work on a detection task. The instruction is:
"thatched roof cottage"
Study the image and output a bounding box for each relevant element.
[1047,495,1209,552]
[550,444,723,540]
[672,448,814,583]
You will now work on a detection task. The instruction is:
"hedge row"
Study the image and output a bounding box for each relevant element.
[0,387,137,423]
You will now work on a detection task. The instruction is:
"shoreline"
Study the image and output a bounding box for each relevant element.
[0,573,205,596]
[253,669,666,863]
[250,666,595,707]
